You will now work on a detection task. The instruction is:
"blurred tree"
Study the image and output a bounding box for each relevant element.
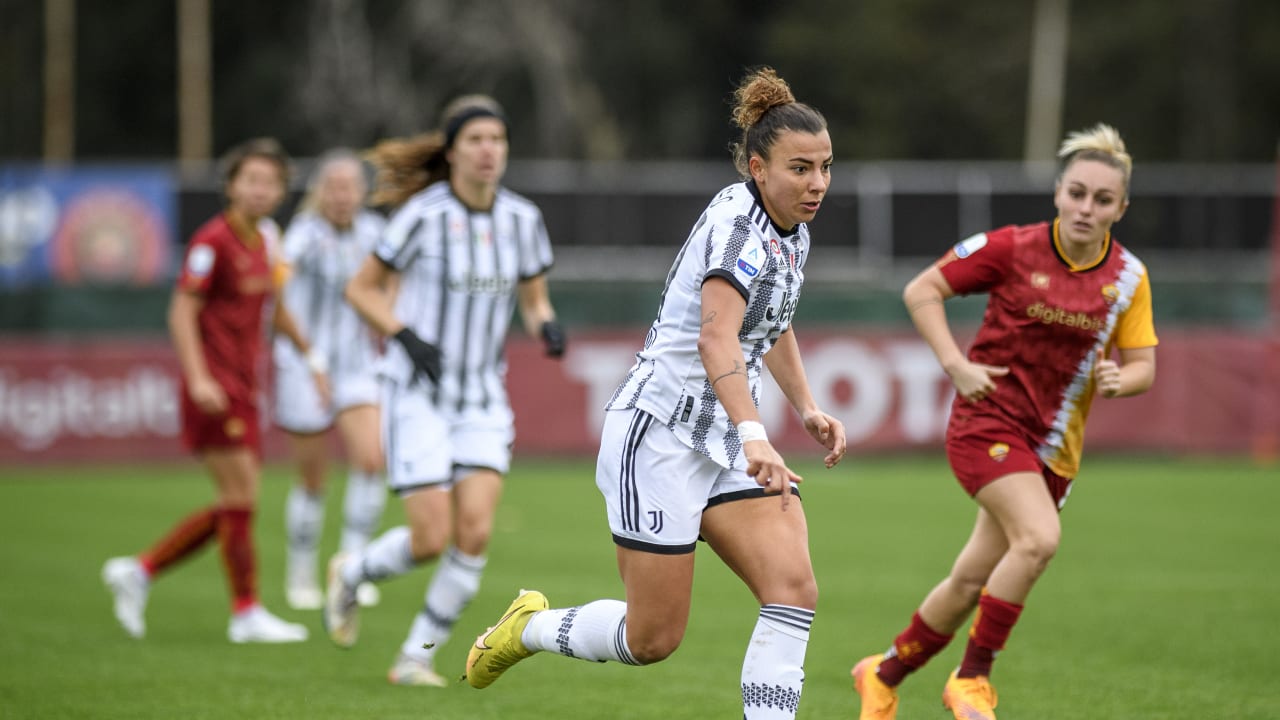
[1,0,1277,161]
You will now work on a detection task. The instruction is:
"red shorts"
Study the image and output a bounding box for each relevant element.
[180,392,261,456]
[946,423,1073,508]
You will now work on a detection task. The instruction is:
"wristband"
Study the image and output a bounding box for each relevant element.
[736,420,768,443]
[305,348,329,374]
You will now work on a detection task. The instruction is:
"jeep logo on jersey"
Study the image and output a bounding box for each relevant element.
[765,290,799,325]
[449,273,514,295]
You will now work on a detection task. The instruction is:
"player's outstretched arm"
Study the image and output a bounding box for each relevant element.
[763,328,846,467]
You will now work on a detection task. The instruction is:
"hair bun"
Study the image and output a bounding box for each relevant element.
[731,67,795,130]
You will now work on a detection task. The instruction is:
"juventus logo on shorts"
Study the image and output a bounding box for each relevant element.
[647,510,664,533]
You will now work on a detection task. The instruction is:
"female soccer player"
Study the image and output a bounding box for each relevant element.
[327,95,567,686]
[272,149,388,611]
[463,67,847,720]
[102,138,322,643]
[851,124,1157,720]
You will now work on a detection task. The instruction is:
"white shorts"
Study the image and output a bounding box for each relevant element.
[273,357,380,434]
[596,408,791,554]
[381,380,514,495]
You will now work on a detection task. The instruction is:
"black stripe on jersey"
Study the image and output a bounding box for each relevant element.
[429,212,450,405]
[455,213,478,413]
[390,218,425,269]
[702,214,753,302]
[514,211,552,281]
[720,215,752,269]
[610,358,653,411]
[689,379,719,457]
[704,268,749,301]
[619,409,653,533]
[303,227,327,353]
[741,260,776,337]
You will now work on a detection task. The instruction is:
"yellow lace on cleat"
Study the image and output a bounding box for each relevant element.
[942,670,998,720]
[851,654,899,720]
[464,589,549,689]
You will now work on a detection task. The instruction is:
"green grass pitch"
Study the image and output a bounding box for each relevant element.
[1,453,1276,719]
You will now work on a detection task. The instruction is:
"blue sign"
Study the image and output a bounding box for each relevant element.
[0,166,176,288]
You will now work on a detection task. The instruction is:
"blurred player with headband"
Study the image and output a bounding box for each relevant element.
[328,94,567,687]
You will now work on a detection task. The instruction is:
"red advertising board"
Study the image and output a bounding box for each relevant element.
[0,330,1275,465]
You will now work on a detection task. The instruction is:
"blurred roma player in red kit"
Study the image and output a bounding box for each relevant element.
[103,138,328,643]
[851,124,1158,720]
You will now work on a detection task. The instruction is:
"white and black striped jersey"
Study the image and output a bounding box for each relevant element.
[375,181,553,412]
[606,180,809,470]
[273,209,386,377]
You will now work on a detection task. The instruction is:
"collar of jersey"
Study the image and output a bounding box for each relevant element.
[745,180,800,238]
[1051,217,1110,272]
[224,210,262,249]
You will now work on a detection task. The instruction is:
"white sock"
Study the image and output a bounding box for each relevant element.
[342,525,414,588]
[522,599,640,665]
[285,486,324,580]
[340,470,386,555]
[401,547,486,662]
[741,604,813,720]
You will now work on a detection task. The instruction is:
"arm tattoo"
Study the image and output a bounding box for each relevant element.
[711,361,746,387]
[701,310,717,326]
[907,297,944,313]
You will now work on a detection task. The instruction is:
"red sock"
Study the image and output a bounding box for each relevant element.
[876,611,954,686]
[138,506,219,577]
[958,591,1024,678]
[216,507,258,614]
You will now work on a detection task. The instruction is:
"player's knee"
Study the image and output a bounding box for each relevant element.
[757,569,818,609]
[627,629,683,664]
[454,518,494,555]
[352,453,383,476]
[1012,531,1059,571]
[948,572,989,604]
[408,527,447,563]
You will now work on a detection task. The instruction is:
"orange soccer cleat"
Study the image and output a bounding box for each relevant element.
[942,670,998,720]
[850,654,899,720]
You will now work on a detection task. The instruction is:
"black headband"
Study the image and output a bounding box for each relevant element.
[444,107,507,148]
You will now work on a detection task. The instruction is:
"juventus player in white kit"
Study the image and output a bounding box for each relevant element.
[465,68,847,720]
[329,95,566,687]
[271,150,388,611]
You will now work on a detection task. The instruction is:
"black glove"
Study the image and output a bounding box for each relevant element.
[540,320,567,358]
[393,328,442,383]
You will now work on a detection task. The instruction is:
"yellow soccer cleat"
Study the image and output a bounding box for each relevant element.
[851,654,899,720]
[942,670,998,720]
[464,589,549,689]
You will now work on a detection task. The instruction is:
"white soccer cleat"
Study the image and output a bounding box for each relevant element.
[356,582,381,608]
[287,584,324,611]
[286,556,323,610]
[227,605,309,644]
[323,552,360,647]
[102,556,149,639]
[387,653,448,687]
